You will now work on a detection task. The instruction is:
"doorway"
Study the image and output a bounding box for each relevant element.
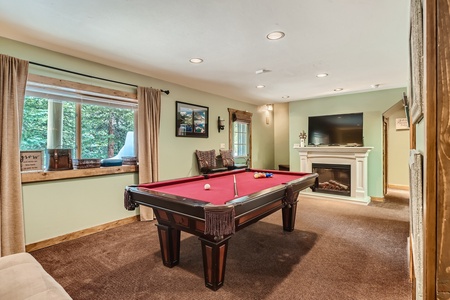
[382,100,410,201]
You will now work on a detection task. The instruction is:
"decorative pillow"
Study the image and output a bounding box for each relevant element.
[196,150,217,170]
[220,149,235,167]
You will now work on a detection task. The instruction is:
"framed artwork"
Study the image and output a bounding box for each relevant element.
[409,0,424,124]
[20,150,44,171]
[395,118,409,130]
[409,149,423,298]
[176,101,209,138]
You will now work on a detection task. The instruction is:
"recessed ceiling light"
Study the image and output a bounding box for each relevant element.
[371,84,380,88]
[282,95,290,99]
[189,58,203,64]
[255,69,271,74]
[316,73,328,78]
[266,31,285,40]
[334,88,343,91]
[256,85,265,89]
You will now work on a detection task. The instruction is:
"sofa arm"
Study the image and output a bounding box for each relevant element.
[0,252,72,300]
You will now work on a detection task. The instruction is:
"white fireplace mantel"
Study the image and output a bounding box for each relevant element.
[294,146,373,204]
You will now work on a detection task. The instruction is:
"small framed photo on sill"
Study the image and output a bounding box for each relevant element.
[20,150,44,172]
[175,101,209,138]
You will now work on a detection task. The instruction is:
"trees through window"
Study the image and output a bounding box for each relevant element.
[20,75,136,167]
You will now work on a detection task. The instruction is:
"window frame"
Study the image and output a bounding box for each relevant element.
[21,74,138,180]
[228,108,252,167]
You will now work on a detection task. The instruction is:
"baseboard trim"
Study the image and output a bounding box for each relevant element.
[387,184,410,190]
[26,215,140,252]
[370,196,385,202]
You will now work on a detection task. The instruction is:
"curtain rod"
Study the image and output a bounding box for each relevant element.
[29,61,170,95]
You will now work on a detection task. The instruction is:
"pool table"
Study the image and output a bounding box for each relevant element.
[124,168,318,290]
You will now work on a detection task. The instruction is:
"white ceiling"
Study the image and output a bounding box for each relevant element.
[0,0,410,105]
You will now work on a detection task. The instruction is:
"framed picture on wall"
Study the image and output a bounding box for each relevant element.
[175,101,209,138]
[409,0,424,125]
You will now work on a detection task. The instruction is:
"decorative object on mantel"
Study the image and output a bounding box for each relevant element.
[299,130,307,147]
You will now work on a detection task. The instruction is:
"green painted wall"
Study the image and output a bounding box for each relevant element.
[22,174,139,244]
[288,88,406,198]
[274,103,289,169]
[1,36,274,244]
[387,108,410,186]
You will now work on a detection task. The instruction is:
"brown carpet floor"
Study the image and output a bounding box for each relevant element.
[30,195,411,300]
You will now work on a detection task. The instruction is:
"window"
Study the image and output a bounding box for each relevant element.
[233,121,249,157]
[228,108,252,166]
[20,75,137,167]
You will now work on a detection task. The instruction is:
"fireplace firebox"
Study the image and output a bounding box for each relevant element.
[312,163,351,196]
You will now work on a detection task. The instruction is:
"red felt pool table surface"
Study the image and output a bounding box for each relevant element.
[137,169,311,205]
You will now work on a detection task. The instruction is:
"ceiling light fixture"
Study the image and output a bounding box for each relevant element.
[256,85,265,89]
[282,95,290,99]
[255,69,271,75]
[334,88,343,91]
[316,73,328,78]
[189,58,203,64]
[266,31,285,40]
[371,84,380,88]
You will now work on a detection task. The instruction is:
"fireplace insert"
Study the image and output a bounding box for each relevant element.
[312,163,351,196]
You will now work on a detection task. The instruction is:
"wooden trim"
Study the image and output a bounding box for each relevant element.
[410,236,417,300]
[387,184,410,191]
[423,0,437,299]
[383,116,388,195]
[76,104,82,158]
[26,215,140,252]
[27,73,137,100]
[436,0,450,297]
[21,165,138,183]
[228,108,252,167]
[370,196,385,202]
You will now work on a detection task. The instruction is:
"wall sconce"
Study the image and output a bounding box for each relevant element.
[218,116,225,132]
[265,104,273,125]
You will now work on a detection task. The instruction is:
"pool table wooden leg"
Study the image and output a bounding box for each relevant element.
[282,202,298,232]
[199,236,231,291]
[156,224,181,268]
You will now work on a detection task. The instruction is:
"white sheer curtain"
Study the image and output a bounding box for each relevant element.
[137,87,161,221]
[0,54,29,256]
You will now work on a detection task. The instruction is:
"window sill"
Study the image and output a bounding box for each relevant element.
[21,165,138,183]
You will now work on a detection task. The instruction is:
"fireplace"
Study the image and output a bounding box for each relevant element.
[294,146,373,204]
[312,163,351,196]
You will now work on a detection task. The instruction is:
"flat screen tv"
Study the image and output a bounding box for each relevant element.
[308,113,363,146]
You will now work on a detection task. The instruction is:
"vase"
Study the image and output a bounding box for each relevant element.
[300,139,305,147]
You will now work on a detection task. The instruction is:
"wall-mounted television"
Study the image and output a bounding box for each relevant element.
[308,113,363,146]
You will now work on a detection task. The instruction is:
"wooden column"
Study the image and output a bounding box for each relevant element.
[435,0,450,297]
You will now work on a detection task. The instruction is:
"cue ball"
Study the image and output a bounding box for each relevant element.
[204,184,211,190]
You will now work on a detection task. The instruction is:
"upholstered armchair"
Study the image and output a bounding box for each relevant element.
[195,149,227,174]
[219,149,249,170]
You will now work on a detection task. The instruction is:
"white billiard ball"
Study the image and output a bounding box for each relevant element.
[204,183,211,190]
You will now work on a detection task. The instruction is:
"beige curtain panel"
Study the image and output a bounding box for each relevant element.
[0,54,29,256]
[137,87,161,221]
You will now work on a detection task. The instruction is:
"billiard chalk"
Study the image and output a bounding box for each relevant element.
[204,183,211,190]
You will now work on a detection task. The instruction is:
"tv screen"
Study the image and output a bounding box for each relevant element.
[308,113,363,146]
